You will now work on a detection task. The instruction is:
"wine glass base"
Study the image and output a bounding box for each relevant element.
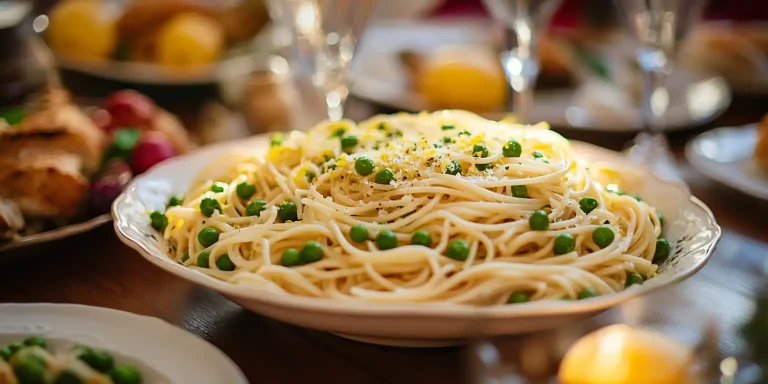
[624,133,685,185]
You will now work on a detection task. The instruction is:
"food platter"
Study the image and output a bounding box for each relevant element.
[686,124,768,201]
[0,303,248,383]
[351,19,731,132]
[114,133,720,347]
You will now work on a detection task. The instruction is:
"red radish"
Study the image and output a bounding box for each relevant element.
[90,160,133,214]
[131,133,175,174]
[104,90,156,130]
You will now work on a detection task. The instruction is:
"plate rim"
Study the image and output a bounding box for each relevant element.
[0,303,249,383]
[113,134,721,320]
[0,214,111,253]
[686,124,768,201]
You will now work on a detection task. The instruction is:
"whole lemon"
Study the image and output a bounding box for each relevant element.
[415,46,507,113]
[48,0,117,61]
[156,13,224,68]
[559,325,691,384]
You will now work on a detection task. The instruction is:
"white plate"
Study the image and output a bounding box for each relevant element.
[113,134,721,347]
[0,303,248,384]
[686,124,768,201]
[351,19,731,132]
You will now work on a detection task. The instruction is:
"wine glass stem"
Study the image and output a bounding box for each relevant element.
[640,68,668,136]
[500,28,540,123]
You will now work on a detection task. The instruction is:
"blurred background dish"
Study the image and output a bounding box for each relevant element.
[0,88,191,255]
[351,18,731,132]
[40,0,272,85]
[686,116,768,201]
[681,21,768,95]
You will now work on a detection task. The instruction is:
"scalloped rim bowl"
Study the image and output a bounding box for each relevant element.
[113,135,720,346]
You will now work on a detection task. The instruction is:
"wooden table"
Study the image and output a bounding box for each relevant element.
[2,85,768,382]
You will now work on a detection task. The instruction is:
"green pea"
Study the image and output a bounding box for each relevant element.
[235,182,256,199]
[442,136,453,144]
[13,355,46,384]
[197,250,211,268]
[54,370,84,384]
[277,201,298,222]
[592,226,615,248]
[441,124,455,130]
[340,135,358,149]
[511,185,528,198]
[503,140,522,157]
[216,254,236,271]
[579,197,598,214]
[445,160,462,176]
[299,241,324,263]
[246,199,267,217]
[446,239,470,261]
[376,230,398,250]
[507,291,530,304]
[23,337,47,349]
[528,210,549,231]
[199,197,221,217]
[472,143,490,171]
[625,273,644,287]
[553,233,576,255]
[108,365,142,384]
[149,211,168,231]
[210,182,227,193]
[533,151,544,159]
[578,287,598,300]
[653,238,671,264]
[375,168,395,184]
[77,348,114,373]
[167,195,184,207]
[181,252,189,263]
[0,347,11,361]
[197,227,219,247]
[281,248,301,266]
[354,157,375,176]
[411,230,432,247]
[350,225,369,243]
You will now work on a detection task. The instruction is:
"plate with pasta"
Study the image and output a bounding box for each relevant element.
[0,303,247,383]
[114,111,720,346]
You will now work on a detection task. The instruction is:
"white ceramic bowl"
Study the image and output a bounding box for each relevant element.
[113,136,721,347]
[0,304,248,383]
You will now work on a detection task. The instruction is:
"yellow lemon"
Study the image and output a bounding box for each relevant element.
[156,13,224,68]
[559,324,692,384]
[47,0,116,61]
[415,46,506,113]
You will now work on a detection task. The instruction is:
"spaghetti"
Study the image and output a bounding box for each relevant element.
[155,111,668,305]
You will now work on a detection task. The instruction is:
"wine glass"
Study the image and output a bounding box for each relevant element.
[613,0,706,181]
[266,0,380,122]
[481,0,562,123]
